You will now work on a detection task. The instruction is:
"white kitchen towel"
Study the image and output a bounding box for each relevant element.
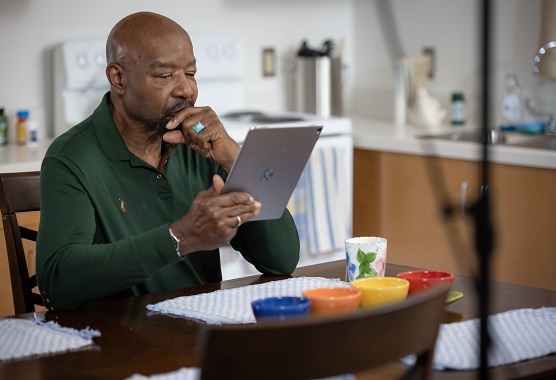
[288,146,348,257]
[306,147,348,255]
[403,307,556,370]
[126,367,354,380]
[0,315,100,361]
[147,277,349,324]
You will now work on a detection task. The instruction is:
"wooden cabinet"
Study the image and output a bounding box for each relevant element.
[0,212,41,317]
[353,148,556,291]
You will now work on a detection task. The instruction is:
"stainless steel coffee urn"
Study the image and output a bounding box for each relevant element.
[292,40,342,117]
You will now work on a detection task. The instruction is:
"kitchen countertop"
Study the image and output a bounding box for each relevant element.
[0,128,255,174]
[352,117,556,170]
[1,118,555,173]
[0,115,352,174]
[0,139,52,174]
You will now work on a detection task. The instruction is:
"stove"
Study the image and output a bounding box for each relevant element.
[223,111,304,124]
[188,34,354,279]
[220,111,352,145]
[52,33,353,280]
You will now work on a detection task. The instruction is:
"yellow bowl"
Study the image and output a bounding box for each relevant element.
[350,277,409,308]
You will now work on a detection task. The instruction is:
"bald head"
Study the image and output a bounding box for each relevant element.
[106,12,191,67]
[104,12,198,136]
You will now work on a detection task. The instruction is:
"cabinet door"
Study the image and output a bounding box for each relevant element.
[379,152,478,278]
[353,149,382,237]
[490,163,556,290]
[353,149,556,291]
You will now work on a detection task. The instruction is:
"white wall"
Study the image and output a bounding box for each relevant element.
[0,0,553,141]
[0,0,354,140]
[349,0,553,128]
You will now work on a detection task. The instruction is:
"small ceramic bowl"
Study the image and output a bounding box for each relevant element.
[251,296,311,322]
[397,270,454,295]
[302,287,362,315]
[350,277,409,308]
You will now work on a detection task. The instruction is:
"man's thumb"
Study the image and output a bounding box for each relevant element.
[211,174,225,195]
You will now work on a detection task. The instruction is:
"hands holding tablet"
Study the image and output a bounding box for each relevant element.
[164,105,266,255]
[163,106,240,173]
[162,107,318,254]
[169,175,261,256]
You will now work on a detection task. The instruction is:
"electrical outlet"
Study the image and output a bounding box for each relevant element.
[262,48,275,77]
[423,47,435,79]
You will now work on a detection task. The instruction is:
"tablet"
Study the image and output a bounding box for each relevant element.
[222,125,322,221]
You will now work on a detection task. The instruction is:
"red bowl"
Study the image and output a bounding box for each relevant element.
[397,270,454,295]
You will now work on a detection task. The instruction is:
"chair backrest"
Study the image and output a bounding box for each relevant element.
[0,171,43,314]
[198,284,449,380]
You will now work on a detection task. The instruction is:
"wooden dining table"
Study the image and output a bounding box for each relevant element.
[1,260,555,380]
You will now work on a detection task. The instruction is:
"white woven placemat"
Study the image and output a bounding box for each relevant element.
[147,276,349,324]
[403,307,556,370]
[126,367,354,380]
[0,315,100,361]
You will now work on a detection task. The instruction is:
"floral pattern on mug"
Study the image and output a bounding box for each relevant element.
[346,251,357,281]
[374,251,387,277]
[355,248,378,279]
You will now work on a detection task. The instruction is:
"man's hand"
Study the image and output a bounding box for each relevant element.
[170,175,261,256]
[163,106,240,173]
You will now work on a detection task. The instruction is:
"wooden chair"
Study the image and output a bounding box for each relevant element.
[0,171,43,314]
[198,284,449,380]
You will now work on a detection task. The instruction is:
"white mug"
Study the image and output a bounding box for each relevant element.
[345,237,387,281]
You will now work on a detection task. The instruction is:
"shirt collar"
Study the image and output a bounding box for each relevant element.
[93,92,131,162]
[92,92,176,166]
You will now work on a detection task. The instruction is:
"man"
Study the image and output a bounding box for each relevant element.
[36,12,300,311]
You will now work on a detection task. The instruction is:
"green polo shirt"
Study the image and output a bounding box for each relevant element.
[36,93,300,311]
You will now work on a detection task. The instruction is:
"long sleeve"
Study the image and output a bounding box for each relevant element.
[36,156,183,310]
[231,210,300,276]
[37,152,300,311]
[36,96,300,310]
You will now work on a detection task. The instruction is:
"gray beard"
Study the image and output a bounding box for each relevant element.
[154,98,194,135]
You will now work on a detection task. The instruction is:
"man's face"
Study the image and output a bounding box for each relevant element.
[122,32,198,134]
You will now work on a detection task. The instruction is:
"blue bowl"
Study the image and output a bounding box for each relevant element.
[251,296,311,321]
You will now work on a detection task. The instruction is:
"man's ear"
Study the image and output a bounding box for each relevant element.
[106,64,124,94]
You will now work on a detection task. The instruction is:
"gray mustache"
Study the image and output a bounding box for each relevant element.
[168,99,194,115]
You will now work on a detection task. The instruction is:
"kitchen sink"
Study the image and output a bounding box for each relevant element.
[418,130,556,150]
[506,134,556,149]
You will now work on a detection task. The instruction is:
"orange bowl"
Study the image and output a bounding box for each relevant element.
[302,287,362,315]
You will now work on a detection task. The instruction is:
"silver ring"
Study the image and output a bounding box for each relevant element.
[193,122,204,133]
[235,215,242,228]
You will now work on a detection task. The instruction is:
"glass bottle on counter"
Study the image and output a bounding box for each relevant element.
[450,92,466,126]
[16,110,29,145]
[27,119,38,147]
[0,108,7,145]
[501,69,522,127]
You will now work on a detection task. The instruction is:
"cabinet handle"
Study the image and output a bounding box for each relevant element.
[461,181,469,217]
[461,182,489,217]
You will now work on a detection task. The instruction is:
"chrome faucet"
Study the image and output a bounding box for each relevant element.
[532,40,556,136]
